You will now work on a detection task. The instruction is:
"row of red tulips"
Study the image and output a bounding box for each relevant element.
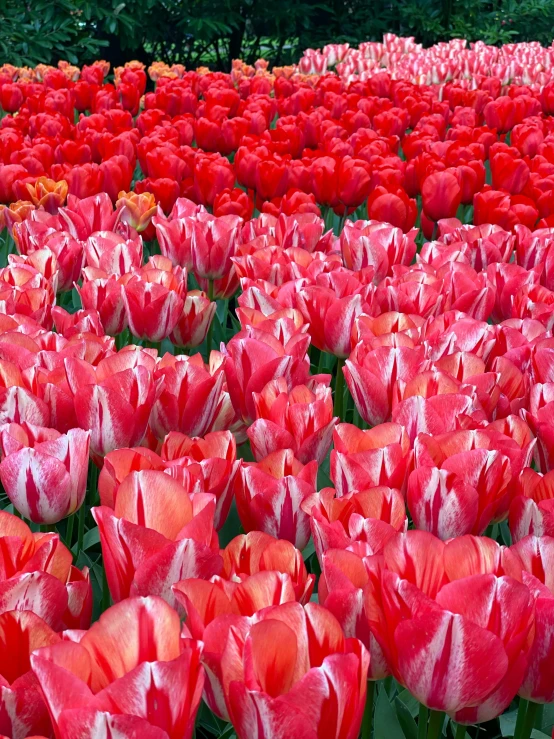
[3,34,554,739]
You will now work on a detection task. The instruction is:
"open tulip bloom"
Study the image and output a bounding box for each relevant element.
[7,34,554,739]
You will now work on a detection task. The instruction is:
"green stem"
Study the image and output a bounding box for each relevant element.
[519,701,539,739]
[418,704,428,739]
[514,699,529,739]
[40,523,56,533]
[65,512,75,548]
[334,357,345,420]
[535,703,544,730]
[361,680,375,739]
[454,724,466,739]
[206,279,215,359]
[77,500,86,553]
[427,710,444,739]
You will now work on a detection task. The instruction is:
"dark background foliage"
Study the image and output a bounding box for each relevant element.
[1,0,554,71]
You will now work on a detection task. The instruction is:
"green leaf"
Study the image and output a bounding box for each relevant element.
[82,527,100,551]
[395,697,418,739]
[374,685,407,739]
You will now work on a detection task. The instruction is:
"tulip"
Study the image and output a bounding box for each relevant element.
[304,485,407,562]
[150,354,234,441]
[421,170,462,224]
[31,596,204,739]
[64,351,158,459]
[202,601,369,738]
[116,190,157,233]
[509,469,554,542]
[296,286,362,359]
[511,535,554,703]
[169,291,216,348]
[247,377,337,464]
[24,177,68,214]
[122,265,185,342]
[222,531,315,603]
[364,530,535,724]
[235,449,317,550]
[84,231,143,276]
[214,188,254,220]
[224,326,311,424]
[93,471,221,604]
[0,610,59,739]
[0,510,92,630]
[161,429,239,530]
[190,213,242,282]
[77,268,127,336]
[0,423,90,524]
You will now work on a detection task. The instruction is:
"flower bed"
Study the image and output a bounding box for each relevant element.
[1,33,554,739]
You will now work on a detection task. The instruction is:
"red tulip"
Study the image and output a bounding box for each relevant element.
[205,601,369,738]
[511,535,554,703]
[296,286,362,358]
[150,354,234,441]
[304,486,406,562]
[224,326,311,424]
[64,350,158,459]
[122,263,186,342]
[421,170,462,223]
[190,213,242,281]
[161,429,239,530]
[0,422,90,524]
[31,596,204,739]
[78,268,127,336]
[222,531,315,604]
[509,469,554,542]
[0,510,92,630]
[247,377,337,464]
[235,449,316,550]
[331,422,412,496]
[84,231,143,276]
[93,470,221,604]
[214,188,254,220]
[169,291,216,348]
[364,530,535,723]
[0,610,59,739]
[344,344,425,426]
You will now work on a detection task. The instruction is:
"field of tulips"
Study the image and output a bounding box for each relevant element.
[6,31,554,739]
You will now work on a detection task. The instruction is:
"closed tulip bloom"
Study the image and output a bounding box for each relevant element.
[64,351,158,459]
[304,485,407,562]
[93,470,221,604]
[0,610,60,739]
[330,423,412,496]
[247,377,337,464]
[0,423,90,523]
[78,268,128,336]
[222,531,315,604]
[363,531,535,724]
[236,449,317,550]
[161,430,239,530]
[116,190,157,233]
[169,291,216,348]
[511,535,554,703]
[421,170,462,223]
[122,264,186,342]
[509,469,554,542]
[190,213,242,281]
[212,601,369,739]
[0,510,92,630]
[150,354,234,441]
[224,326,311,424]
[84,230,143,276]
[31,596,204,739]
[296,286,362,358]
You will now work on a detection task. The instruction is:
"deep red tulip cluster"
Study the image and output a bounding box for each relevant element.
[6,34,554,739]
